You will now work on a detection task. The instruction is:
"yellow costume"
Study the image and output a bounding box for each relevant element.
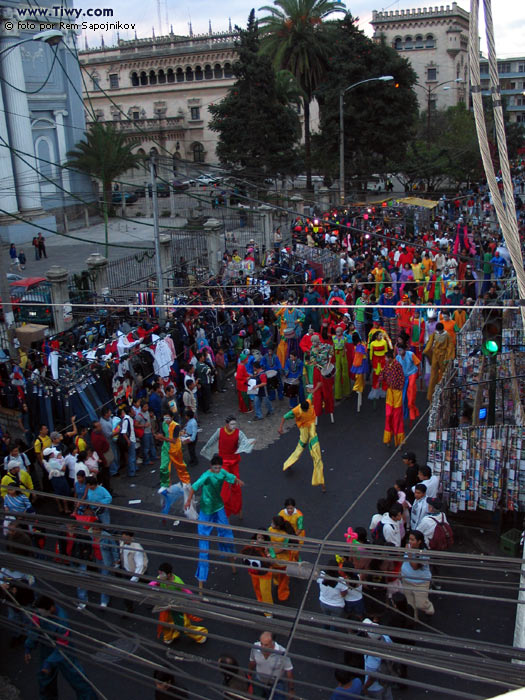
[282,397,325,488]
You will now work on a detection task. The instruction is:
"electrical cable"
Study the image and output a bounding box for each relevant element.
[0,43,59,95]
[4,565,522,696]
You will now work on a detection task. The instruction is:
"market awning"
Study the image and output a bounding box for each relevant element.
[395,196,440,208]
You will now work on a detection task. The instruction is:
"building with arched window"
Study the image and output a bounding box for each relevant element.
[371,2,469,112]
[79,28,239,178]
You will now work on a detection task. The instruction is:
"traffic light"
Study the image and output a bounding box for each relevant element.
[481,308,502,357]
[394,82,400,88]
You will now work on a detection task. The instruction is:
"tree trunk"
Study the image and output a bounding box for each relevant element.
[303,97,312,191]
[103,180,112,259]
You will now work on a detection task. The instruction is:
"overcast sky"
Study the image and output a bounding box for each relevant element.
[80,0,524,59]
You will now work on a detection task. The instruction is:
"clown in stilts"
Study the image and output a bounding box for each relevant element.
[277,388,326,492]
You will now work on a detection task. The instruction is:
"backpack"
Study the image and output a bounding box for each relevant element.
[371,521,387,546]
[428,516,454,551]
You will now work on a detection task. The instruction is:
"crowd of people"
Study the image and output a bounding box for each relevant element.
[0,178,520,699]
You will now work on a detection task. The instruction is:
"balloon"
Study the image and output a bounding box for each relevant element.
[344,527,358,543]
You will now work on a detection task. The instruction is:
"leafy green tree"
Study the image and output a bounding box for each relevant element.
[259,0,347,190]
[67,122,143,255]
[392,105,484,191]
[311,15,418,193]
[208,11,301,181]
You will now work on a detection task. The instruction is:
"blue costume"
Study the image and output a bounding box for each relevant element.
[283,356,304,407]
[261,352,284,401]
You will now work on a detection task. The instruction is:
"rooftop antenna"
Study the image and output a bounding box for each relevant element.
[188,19,193,37]
[228,17,232,31]
[156,0,163,35]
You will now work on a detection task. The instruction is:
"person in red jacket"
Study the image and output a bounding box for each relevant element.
[90,421,111,490]
[235,352,252,413]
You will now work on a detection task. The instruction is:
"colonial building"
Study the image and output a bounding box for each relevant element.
[78,29,238,180]
[371,3,469,113]
[480,57,525,124]
[0,0,93,239]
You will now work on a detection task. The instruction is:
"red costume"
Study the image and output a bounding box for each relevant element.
[219,427,243,516]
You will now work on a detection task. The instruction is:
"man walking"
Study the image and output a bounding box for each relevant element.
[24,596,96,699]
[249,631,294,699]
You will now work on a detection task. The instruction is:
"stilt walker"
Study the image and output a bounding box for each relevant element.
[308,335,334,422]
[200,416,255,518]
[333,325,351,400]
[350,332,368,413]
[396,345,421,425]
[277,391,325,491]
[184,455,244,590]
[379,351,406,447]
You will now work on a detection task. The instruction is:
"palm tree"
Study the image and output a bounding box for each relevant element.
[67,122,143,256]
[275,69,304,108]
[259,0,346,189]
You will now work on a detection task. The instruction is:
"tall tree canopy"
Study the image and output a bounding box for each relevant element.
[258,0,347,189]
[312,14,418,191]
[208,10,301,181]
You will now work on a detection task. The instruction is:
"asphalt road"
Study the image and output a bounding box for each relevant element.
[0,391,519,699]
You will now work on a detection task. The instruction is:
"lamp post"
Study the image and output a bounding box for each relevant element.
[0,29,63,359]
[0,29,64,58]
[339,75,393,206]
[420,78,465,145]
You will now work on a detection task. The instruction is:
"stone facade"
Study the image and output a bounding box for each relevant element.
[480,57,525,124]
[371,3,469,113]
[78,30,238,181]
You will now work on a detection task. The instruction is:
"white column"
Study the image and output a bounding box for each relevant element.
[0,85,18,215]
[53,109,71,193]
[0,31,42,212]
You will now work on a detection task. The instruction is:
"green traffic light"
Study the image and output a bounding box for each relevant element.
[482,339,499,356]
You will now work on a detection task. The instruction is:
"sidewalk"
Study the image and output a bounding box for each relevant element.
[16,215,187,276]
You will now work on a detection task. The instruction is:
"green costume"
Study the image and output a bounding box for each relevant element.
[159,420,171,488]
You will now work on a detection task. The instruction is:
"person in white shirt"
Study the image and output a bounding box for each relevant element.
[317,561,348,629]
[410,484,429,531]
[119,531,148,613]
[380,504,403,547]
[64,447,80,482]
[411,465,439,499]
[249,631,294,698]
[3,446,30,472]
[362,618,393,699]
[418,498,450,548]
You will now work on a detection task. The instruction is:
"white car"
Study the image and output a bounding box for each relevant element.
[191,174,220,186]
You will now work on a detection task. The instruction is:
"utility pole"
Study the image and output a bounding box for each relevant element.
[0,241,17,358]
[149,155,166,323]
[339,88,345,207]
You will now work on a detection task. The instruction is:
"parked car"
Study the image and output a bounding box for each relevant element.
[112,191,139,204]
[191,174,221,187]
[9,277,48,303]
[17,287,53,324]
[172,179,190,192]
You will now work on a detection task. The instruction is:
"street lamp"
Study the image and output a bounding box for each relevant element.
[0,29,64,58]
[339,76,393,206]
[419,78,465,144]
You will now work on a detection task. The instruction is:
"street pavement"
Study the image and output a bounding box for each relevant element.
[0,384,518,699]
